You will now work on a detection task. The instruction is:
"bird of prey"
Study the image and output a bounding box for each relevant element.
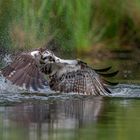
[1,49,118,95]
[40,49,118,95]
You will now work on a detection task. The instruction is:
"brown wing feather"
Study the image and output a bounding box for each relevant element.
[49,68,110,95]
[1,53,48,91]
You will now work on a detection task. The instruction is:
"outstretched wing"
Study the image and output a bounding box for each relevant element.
[49,68,111,96]
[1,53,48,91]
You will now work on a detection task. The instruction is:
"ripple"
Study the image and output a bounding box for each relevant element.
[0,75,140,105]
[110,84,140,98]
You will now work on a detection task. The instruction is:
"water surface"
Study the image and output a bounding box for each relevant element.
[0,96,140,140]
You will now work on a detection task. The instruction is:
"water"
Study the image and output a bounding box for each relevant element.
[0,97,140,140]
[0,53,140,140]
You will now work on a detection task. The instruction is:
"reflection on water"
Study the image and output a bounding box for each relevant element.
[0,97,103,140]
[1,97,140,140]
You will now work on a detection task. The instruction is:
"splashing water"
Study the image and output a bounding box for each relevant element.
[0,74,54,103]
[0,73,140,105]
[0,53,140,105]
[110,84,140,98]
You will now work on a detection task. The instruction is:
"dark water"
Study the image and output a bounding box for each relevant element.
[0,53,140,140]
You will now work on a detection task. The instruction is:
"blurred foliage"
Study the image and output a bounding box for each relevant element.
[0,0,140,53]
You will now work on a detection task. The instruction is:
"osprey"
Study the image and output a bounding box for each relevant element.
[1,49,118,95]
[40,49,118,95]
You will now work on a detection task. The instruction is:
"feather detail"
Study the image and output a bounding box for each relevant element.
[1,52,48,91]
[97,70,119,77]
[94,66,112,72]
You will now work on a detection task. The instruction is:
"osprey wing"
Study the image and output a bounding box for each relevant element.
[49,68,111,96]
[1,53,48,91]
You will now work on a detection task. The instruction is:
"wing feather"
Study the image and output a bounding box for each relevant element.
[1,53,48,91]
[49,68,111,95]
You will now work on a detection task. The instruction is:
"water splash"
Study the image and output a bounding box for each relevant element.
[3,54,12,64]
[110,84,140,98]
[1,53,140,102]
[0,73,140,105]
[0,53,12,67]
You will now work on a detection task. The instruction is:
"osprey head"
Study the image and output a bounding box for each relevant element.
[41,49,56,63]
[41,49,78,65]
[30,48,46,62]
[31,50,41,58]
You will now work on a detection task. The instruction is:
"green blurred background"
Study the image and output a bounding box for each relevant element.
[1,0,140,54]
[0,2,140,140]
